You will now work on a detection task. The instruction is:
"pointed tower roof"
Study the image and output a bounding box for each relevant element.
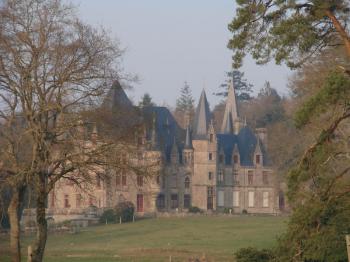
[102,80,133,111]
[184,125,193,149]
[193,89,211,139]
[221,80,238,133]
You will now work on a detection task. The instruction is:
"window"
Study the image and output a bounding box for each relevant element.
[218,191,224,207]
[137,194,143,212]
[233,191,239,207]
[184,194,191,208]
[156,194,165,209]
[50,191,55,208]
[248,171,254,185]
[256,154,261,165]
[263,192,269,207]
[184,177,190,189]
[208,153,213,160]
[96,176,101,189]
[171,173,177,188]
[233,171,239,185]
[137,175,143,187]
[171,194,178,209]
[219,154,224,164]
[156,175,160,185]
[208,172,212,180]
[64,194,70,208]
[76,194,82,208]
[209,134,213,142]
[248,191,255,207]
[263,172,269,185]
[122,174,127,186]
[233,154,239,164]
[218,170,224,183]
[207,186,214,210]
[116,175,121,186]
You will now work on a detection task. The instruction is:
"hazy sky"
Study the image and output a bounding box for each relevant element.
[72,0,292,108]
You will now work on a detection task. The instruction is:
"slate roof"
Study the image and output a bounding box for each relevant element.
[221,82,238,134]
[217,126,270,166]
[193,90,211,139]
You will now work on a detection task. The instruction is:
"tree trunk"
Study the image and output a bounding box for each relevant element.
[30,179,47,262]
[325,10,350,58]
[8,189,21,262]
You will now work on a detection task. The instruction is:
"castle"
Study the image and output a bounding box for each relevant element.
[47,80,281,221]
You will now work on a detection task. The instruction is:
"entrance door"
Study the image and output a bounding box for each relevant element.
[207,186,214,210]
[137,194,143,212]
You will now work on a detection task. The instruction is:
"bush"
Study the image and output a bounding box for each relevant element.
[99,209,116,224]
[223,208,232,214]
[234,247,274,262]
[115,201,134,222]
[242,209,248,214]
[188,206,202,213]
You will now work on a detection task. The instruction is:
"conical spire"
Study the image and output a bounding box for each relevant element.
[221,80,238,134]
[102,80,133,111]
[184,125,193,149]
[193,89,210,138]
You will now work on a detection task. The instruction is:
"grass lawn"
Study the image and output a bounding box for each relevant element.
[0,215,287,262]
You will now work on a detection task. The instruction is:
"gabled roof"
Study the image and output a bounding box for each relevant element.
[193,89,211,139]
[221,82,238,134]
[102,80,133,111]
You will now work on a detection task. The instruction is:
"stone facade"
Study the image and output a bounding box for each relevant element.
[47,81,281,221]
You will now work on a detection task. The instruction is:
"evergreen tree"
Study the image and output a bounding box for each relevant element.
[138,93,155,108]
[176,82,195,113]
[215,70,253,101]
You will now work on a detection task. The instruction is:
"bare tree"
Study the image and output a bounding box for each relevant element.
[0,1,158,262]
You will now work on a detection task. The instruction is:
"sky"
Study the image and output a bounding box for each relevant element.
[72,0,292,108]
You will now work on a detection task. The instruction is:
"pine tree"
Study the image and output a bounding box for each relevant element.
[138,93,155,108]
[215,70,253,101]
[176,82,195,113]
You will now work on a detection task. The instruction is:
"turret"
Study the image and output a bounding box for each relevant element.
[193,89,210,139]
[183,125,193,165]
[254,138,263,167]
[221,80,239,134]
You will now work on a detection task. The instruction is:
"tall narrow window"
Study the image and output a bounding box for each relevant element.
[50,191,55,208]
[156,194,165,209]
[248,191,255,207]
[184,177,190,189]
[137,194,144,212]
[218,170,224,183]
[156,175,160,185]
[218,191,224,207]
[116,175,121,186]
[233,171,239,185]
[207,186,214,210]
[184,194,191,208]
[256,155,261,165]
[248,171,254,185]
[122,174,127,186]
[233,191,240,207]
[208,172,212,180]
[263,172,269,185]
[137,175,143,187]
[263,192,269,207]
[96,176,101,189]
[171,194,178,209]
[209,134,213,142]
[208,153,213,160]
[64,194,70,208]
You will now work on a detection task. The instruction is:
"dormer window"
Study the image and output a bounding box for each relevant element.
[233,154,239,164]
[256,154,261,165]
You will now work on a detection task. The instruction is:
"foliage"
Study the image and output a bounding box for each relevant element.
[228,0,350,68]
[294,70,350,128]
[139,93,155,108]
[188,206,202,214]
[215,70,253,101]
[176,82,195,113]
[242,209,248,214]
[99,209,117,224]
[115,201,134,222]
[234,247,275,262]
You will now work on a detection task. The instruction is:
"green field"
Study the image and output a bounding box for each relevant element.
[0,216,287,262]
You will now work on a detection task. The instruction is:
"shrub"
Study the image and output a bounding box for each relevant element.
[188,206,202,213]
[223,208,232,214]
[115,201,134,222]
[234,247,275,262]
[99,209,116,224]
[242,209,248,214]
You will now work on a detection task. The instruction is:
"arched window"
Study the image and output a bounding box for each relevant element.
[184,177,190,189]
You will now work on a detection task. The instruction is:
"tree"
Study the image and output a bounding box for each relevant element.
[138,93,155,108]
[215,70,253,100]
[228,0,350,68]
[175,82,195,128]
[0,0,123,261]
